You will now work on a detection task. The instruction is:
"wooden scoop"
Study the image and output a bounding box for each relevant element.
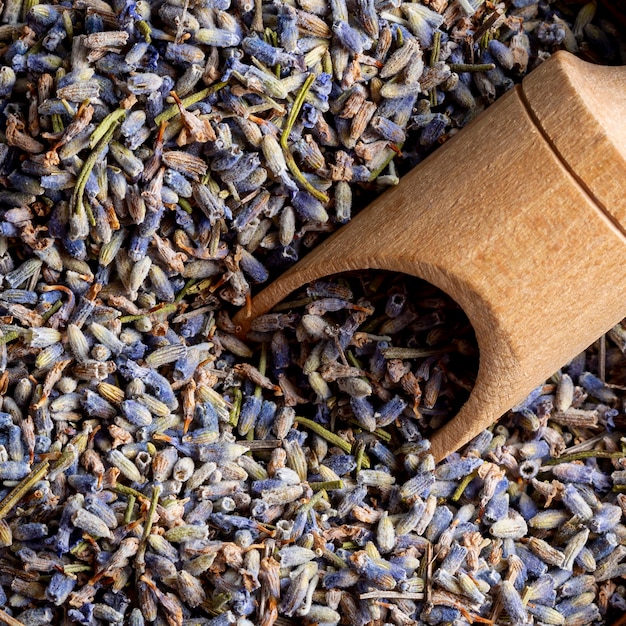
[234,51,626,462]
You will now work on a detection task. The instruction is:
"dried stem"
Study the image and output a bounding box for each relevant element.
[295,416,371,469]
[0,461,49,520]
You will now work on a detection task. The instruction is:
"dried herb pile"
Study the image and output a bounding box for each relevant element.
[0,0,624,624]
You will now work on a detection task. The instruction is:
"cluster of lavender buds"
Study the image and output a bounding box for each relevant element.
[0,0,624,624]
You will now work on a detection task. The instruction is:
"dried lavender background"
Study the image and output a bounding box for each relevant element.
[0,0,624,625]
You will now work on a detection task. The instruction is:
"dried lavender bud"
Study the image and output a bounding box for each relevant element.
[0,2,621,624]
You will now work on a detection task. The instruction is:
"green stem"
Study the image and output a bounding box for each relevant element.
[63,564,92,574]
[254,343,267,399]
[61,98,75,116]
[51,114,64,133]
[89,108,126,149]
[118,303,178,323]
[186,278,213,295]
[229,387,243,427]
[154,82,227,126]
[0,461,49,520]
[317,541,348,569]
[346,351,363,369]
[178,197,193,214]
[136,484,162,575]
[429,30,441,107]
[74,121,119,225]
[545,450,626,465]
[41,300,63,323]
[280,73,329,203]
[448,63,496,73]
[137,20,152,43]
[112,482,149,502]
[452,468,479,502]
[209,221,223,258]
[310,480,344,491]
[300,489,328,512]
[175,278,197,303]
[354,439,366,473]
[295,416,370,469]
[368,143,404,182]
[0,331,19,346]
[430,30,441,65]
[141,484,161,543]
[382,346,455,359]
[124,494,136,524]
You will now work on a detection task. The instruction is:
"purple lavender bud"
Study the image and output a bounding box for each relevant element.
[560,574,596,598]
[34,435,51,454]
[434,456,483,481]
[14,522,48,541]
[487,39,515,70]
[81,390,117,419]
[144,368,178,409]
[517,492,538,521]
[423,607,460,624]
[46,572,77,606]
[370,440,400,471]
[519,440,551,460]
[239,249,269,283]
[5,40,28,63]
[556,597,598,619]
[277,4,298,51]
[121,399,153,427]
[337,485,367,518]
[67,603,94,626]
[376,395,407,428]
[179,314,205,339]
[371,116,406,144]
[27,52,63,72]
[254,400,277,440]
[251,479,284,495]
[440,542,468,574]
[220,153,261,184]
[67,474,99,494]
[14,607,53,626]
[323,568,361,589]
[0,412,14,429]
[561,483,593,520]
[348,396,375,432]
[291,190,329,223]
[165,169,193,197]
[551,462,596,485]
[424,505,453,542]
[0,461,30,480]
[237,394,262,436]
[85,495,118,530]
[609,591,626,611]
[322,454,356,477]
[193,402,219,432]
[42,23,66,52]
[483,491,510,524]
[514,543,548,578]
[332,20,369,55]
[588,532,618,560]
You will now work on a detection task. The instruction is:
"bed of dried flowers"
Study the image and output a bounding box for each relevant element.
[0,0,624,624]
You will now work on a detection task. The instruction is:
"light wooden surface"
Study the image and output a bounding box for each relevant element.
[234,52,626,462]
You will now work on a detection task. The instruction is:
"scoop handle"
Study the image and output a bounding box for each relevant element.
[234,52,626,462]
[521,51,626,234]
